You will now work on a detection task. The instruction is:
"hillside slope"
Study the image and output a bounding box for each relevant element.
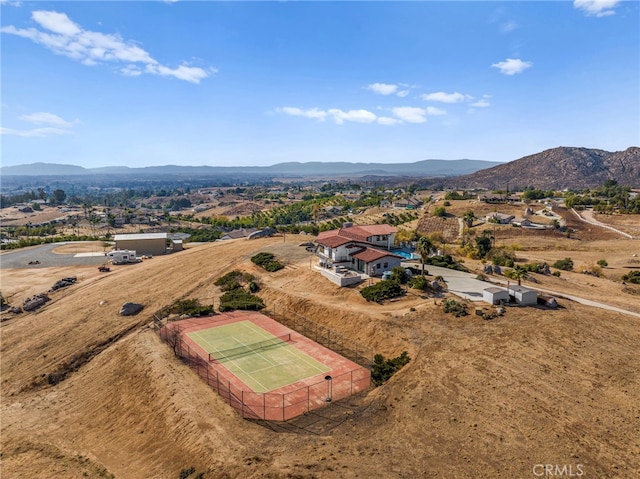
[1,237,639,478]
[447,146,640,189]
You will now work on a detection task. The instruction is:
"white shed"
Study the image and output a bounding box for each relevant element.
[483,287,510,305]
[508,285,538,305]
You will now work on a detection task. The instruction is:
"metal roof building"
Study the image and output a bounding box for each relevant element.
[114,233,169,256]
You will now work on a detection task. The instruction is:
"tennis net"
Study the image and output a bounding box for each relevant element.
[208,333,292,362]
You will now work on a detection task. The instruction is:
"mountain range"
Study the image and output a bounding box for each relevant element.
[0,159,500,178]
[446,147,640,190]
[2,147,639,189]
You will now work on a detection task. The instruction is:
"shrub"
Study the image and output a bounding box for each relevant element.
[552,271,561,277]
[168,299,214,317]
[622,270,640,284]
[219,289,265,312]
[360,280,405,303]
[390,267,409,284]
[425,255,467,272]
[433,206,446,217]
[409,275,430,291]
[251,252,284,272]
[179,467,196,479]
[488,248,516,267]
[443,299,468,317]
[553,257,574,271]
[597,259,608,267]
[214,270,254,291]
[371,351,411,386]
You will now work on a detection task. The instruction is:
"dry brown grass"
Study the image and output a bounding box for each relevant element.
[1,231,639,478]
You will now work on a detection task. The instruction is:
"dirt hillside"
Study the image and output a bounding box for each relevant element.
[1,235,639,478]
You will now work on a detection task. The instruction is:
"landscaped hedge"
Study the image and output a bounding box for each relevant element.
[251,252,284,272]
[360,280,405,303]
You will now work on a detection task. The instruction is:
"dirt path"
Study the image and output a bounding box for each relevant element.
[572,208,635,238]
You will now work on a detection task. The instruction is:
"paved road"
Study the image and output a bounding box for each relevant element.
[0,242,109,269]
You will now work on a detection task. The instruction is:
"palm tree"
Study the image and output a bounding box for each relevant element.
[416,236,435,276]
[512,265,529,286]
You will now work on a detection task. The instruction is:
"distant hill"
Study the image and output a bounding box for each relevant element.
[0,159,501,178]
[446,147,640,190]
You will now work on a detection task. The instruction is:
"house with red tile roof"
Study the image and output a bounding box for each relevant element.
[314,224,402,277]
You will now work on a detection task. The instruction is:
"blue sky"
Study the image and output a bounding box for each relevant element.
[1,0,639,168]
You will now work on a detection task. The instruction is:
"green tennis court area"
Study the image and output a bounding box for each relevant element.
[187,320,330,393]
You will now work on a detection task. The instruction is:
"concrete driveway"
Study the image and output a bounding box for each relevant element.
[421,264,489,302]
[0,242,108,269]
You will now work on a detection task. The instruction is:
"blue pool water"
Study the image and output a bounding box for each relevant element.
[392,250,417,260]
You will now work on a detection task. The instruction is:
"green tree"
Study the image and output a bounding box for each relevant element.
[416,236,436,276]
[462,210,475,228]
[511,265,529,286]
[52,189,67,204]
[475,234,492,259]
[433,206,446,217]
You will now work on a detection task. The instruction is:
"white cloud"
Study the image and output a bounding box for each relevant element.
[32,10,81,36]
[1,127,72,137]
[377,116,402,126]
[278,107,328,121]
[277,106,377,124]
[367,83,398,95]
[421,91,467,103]
[491,58,533,75]
[470,100,491,108]
[367,83,413,97]
[20,111,75,127]
[392,107,428,124]
[574,0,620,17]
[1,10,212,83]
[327,108,377,124]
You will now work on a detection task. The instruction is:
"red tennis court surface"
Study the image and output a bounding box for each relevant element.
[159,311,371,421]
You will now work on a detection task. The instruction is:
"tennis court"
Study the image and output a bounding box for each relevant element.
[187,320,330,393]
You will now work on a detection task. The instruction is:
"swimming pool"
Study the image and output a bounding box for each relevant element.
[392,250,418,260]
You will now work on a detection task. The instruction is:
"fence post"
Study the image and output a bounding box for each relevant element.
[242,390,245,418]
[282,394,285,422]
[307,385,310,413]
[263,393,266,420]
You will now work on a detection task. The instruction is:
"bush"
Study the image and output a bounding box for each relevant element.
[251,252,284,272]
[443,299,468,317]
[371,351,411,386]
[390,267,409,284]
[553,257,574,271]
[179,467,196,479]
[219,289,265,312]
[433,206,446,217]
[622,270,640,284]
[552,271,561,277]
[597,259,608,267]
[425,254,467,272]
[488,248,516,267]
[409,275,430,291]
[214,270,255,291]
[360,280,405,303]
[168,299,214,317]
